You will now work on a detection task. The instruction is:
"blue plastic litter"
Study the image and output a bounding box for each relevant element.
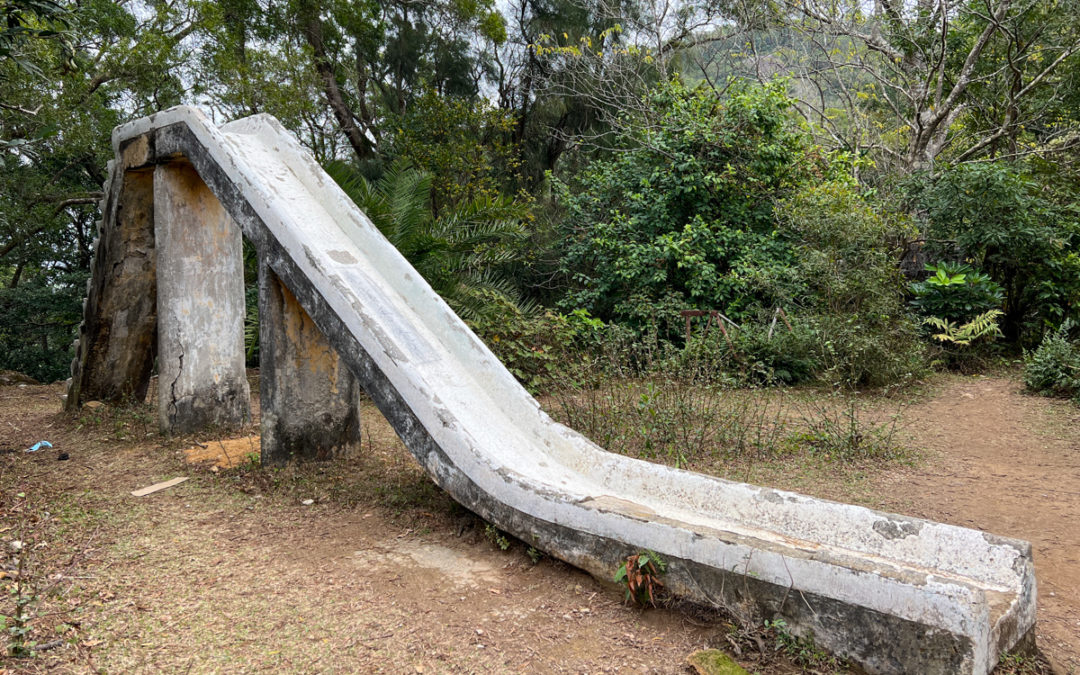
[25,441,53,452]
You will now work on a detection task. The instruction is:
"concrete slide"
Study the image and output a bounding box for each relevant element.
[66,107,1036,674]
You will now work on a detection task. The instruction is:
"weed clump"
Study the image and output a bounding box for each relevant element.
[483,523,511,551]
[764,618,848,671]
[1024,320,1080,402]
[614,550,666,607]
[793,392,906,461]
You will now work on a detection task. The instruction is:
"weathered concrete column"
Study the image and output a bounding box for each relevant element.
[66,165,157,410]
[155,160,250,433]
[258,261,361,465]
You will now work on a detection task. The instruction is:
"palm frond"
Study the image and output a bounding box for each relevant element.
[437,192,529,245]
[324,159,533,320]
[324,160,391,234]
[380,161,434,249]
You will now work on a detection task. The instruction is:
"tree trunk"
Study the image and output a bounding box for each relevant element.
[8,262,23,289]
[301,12,376,161]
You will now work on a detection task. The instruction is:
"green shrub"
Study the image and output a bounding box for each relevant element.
[676,308,925,390]
[803,312,926,389]
[734,321,819,385]
[920,310,1005,372]
[905,163,1080,343]
[777,180,927,388]
[685,317,820,386]
[694,312,925,390]
[554,79,815,333]
[553,86,930,391]
[0,268,86,383]
[1024,321,1080,400]
[910,262,1004,323]
[614,550,667,607]
[469,308,604,393]
[910,261,1007,371]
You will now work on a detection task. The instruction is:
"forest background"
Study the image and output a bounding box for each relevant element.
[2,0,1080,399]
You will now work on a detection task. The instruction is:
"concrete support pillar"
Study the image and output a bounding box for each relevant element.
[155,161,250,433]
[67,166,157,410]
[258,260,361,465]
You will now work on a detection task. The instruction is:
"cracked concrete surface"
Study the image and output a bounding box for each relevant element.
[154,160,249,433]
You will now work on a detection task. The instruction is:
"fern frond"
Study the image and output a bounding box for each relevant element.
[960,309,1004,341]
[924,309,1003,346]
[922,316,952,332]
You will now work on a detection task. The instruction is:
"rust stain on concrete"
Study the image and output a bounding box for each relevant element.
[278,279,341,393]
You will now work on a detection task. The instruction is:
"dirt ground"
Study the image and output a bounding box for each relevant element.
[877,376,1080,673]
[0,373,1077,674]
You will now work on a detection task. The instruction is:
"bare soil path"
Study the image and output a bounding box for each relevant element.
[1,374,1077,673]
[0,384,738,674]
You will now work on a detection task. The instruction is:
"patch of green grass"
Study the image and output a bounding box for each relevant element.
[995,650,1048,674]
[764,618,849,672]
[484,523,511,551]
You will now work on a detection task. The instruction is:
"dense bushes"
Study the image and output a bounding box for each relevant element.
[549,82,929,389]
[7,75,1076,397]
[725,320,820,386]
[554,80,815,331]
[670,179,928,389]
[467,309,605,393]
[1024,322,1080,401]
[906,163,1080,344]
[776,180,926,387]
[0,269,86,383]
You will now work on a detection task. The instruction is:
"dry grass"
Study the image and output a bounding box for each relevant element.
[0,381,733,674]
[1,373,1065,674]
[543,377,915,507]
